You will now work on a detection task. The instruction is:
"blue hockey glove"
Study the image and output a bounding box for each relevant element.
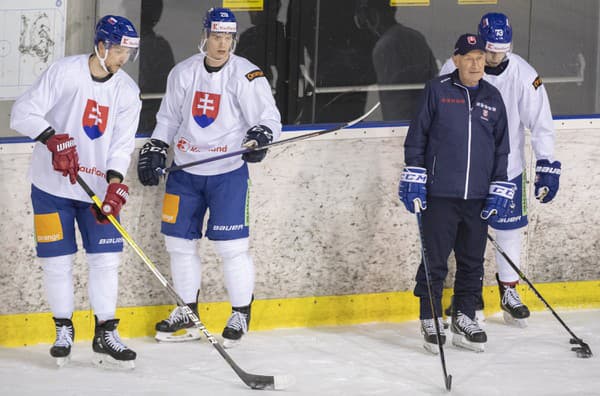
[398,166,427,213]
[242,125,273,163]
[481,181,517,220]
[535,159,561,203]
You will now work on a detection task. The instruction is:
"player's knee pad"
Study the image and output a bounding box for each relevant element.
[165,235,198,255]
[40,254,74,278]
[495,228,521,243]
[213,238,249,261]
[86,252,120,271]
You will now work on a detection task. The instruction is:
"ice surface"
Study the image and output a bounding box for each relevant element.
[1,310,599,395]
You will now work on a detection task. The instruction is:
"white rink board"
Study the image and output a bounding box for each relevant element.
[0,124,599,314]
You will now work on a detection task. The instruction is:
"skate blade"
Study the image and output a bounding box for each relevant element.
[93,353,135,370]
[502,311,528,328]
[155,328,201,343]
[423,342,440,355]
[451,334,485,352]
[223,338,242,349]
[54,355,71,367]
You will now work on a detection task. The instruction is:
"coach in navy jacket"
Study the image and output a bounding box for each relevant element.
[404,65,509,197]
[399,33,511,352]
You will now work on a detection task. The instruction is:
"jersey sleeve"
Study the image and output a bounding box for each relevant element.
[518,64,555,161]
[235,68,282,141]
[106,83,141,178]
[492,97,510,182]
[152,64,187,145]
[10,62,60,139]
[439,58,456,76]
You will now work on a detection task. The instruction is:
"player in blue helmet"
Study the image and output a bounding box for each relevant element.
[478,12,512,67]
[94,15,140,74]
[138,5,281,348]
[439,12,560,328]
[198,7,238,60]
[10,14,141,368]
[478,12,512,51]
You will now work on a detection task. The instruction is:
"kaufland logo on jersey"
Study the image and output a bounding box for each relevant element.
[82,99,109,140]
[176,137,228,153]
[192,91,220,128]
[176,137,191,152]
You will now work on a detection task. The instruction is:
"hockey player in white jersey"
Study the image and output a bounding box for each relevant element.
[440,13,561,328]
[10,15,141,368]
[137,7,281,348]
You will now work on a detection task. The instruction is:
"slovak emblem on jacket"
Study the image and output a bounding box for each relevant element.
[192,91,220,128]
[82,99,109,140]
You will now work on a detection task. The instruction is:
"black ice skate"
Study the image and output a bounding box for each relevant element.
[50,317,74,367]
[420,318,446,355]
[497,274,530,328]
[451,311,487,352]
[444,295,485,327]
[155,304,201,342]
[92,316,136,369]
[222,301,252,349]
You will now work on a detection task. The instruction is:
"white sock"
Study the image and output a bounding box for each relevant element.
[213,238,254,307]
[87,252,120,321]
[165,235,201,304]
[494,228,522,283]
[41,254,74,319]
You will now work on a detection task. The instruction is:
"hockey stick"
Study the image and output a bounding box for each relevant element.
[76,175,294,389]
[487,233,593,358]
[157,102,380,175]
[414,203,453,391]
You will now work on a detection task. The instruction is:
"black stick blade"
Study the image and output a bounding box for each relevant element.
[244,374,295,390]
[445,375,452,391]
[570,338,593,358]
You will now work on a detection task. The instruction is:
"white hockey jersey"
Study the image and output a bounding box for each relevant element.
[439,53,555,179]
[10,54,141,202]
[151,53,282,176]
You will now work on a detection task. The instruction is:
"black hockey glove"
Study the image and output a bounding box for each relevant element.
[242,125,273,163]
[138,139,169,186]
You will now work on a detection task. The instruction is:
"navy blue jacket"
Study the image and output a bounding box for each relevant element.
[404,70,509,199]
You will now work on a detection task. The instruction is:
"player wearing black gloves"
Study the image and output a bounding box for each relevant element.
[137,7,281,348]
[138,139,169,185]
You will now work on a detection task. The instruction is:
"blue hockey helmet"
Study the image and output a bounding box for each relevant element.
[94,15,140,59]
[203,7,237,36]
[478,12,512,53]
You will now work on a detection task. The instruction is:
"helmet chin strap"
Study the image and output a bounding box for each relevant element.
[198,37,236,63]
[94,44,110,73]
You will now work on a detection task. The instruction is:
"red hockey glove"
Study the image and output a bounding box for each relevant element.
[45,134,79,184]
[101,183,129,217]
[91,183,129,224]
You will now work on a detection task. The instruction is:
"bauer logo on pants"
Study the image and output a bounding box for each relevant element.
[192,91,220,128]
[82,99,109,140]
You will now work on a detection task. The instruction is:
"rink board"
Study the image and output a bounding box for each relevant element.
[0,120,599,347]
[1,279,599,347]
